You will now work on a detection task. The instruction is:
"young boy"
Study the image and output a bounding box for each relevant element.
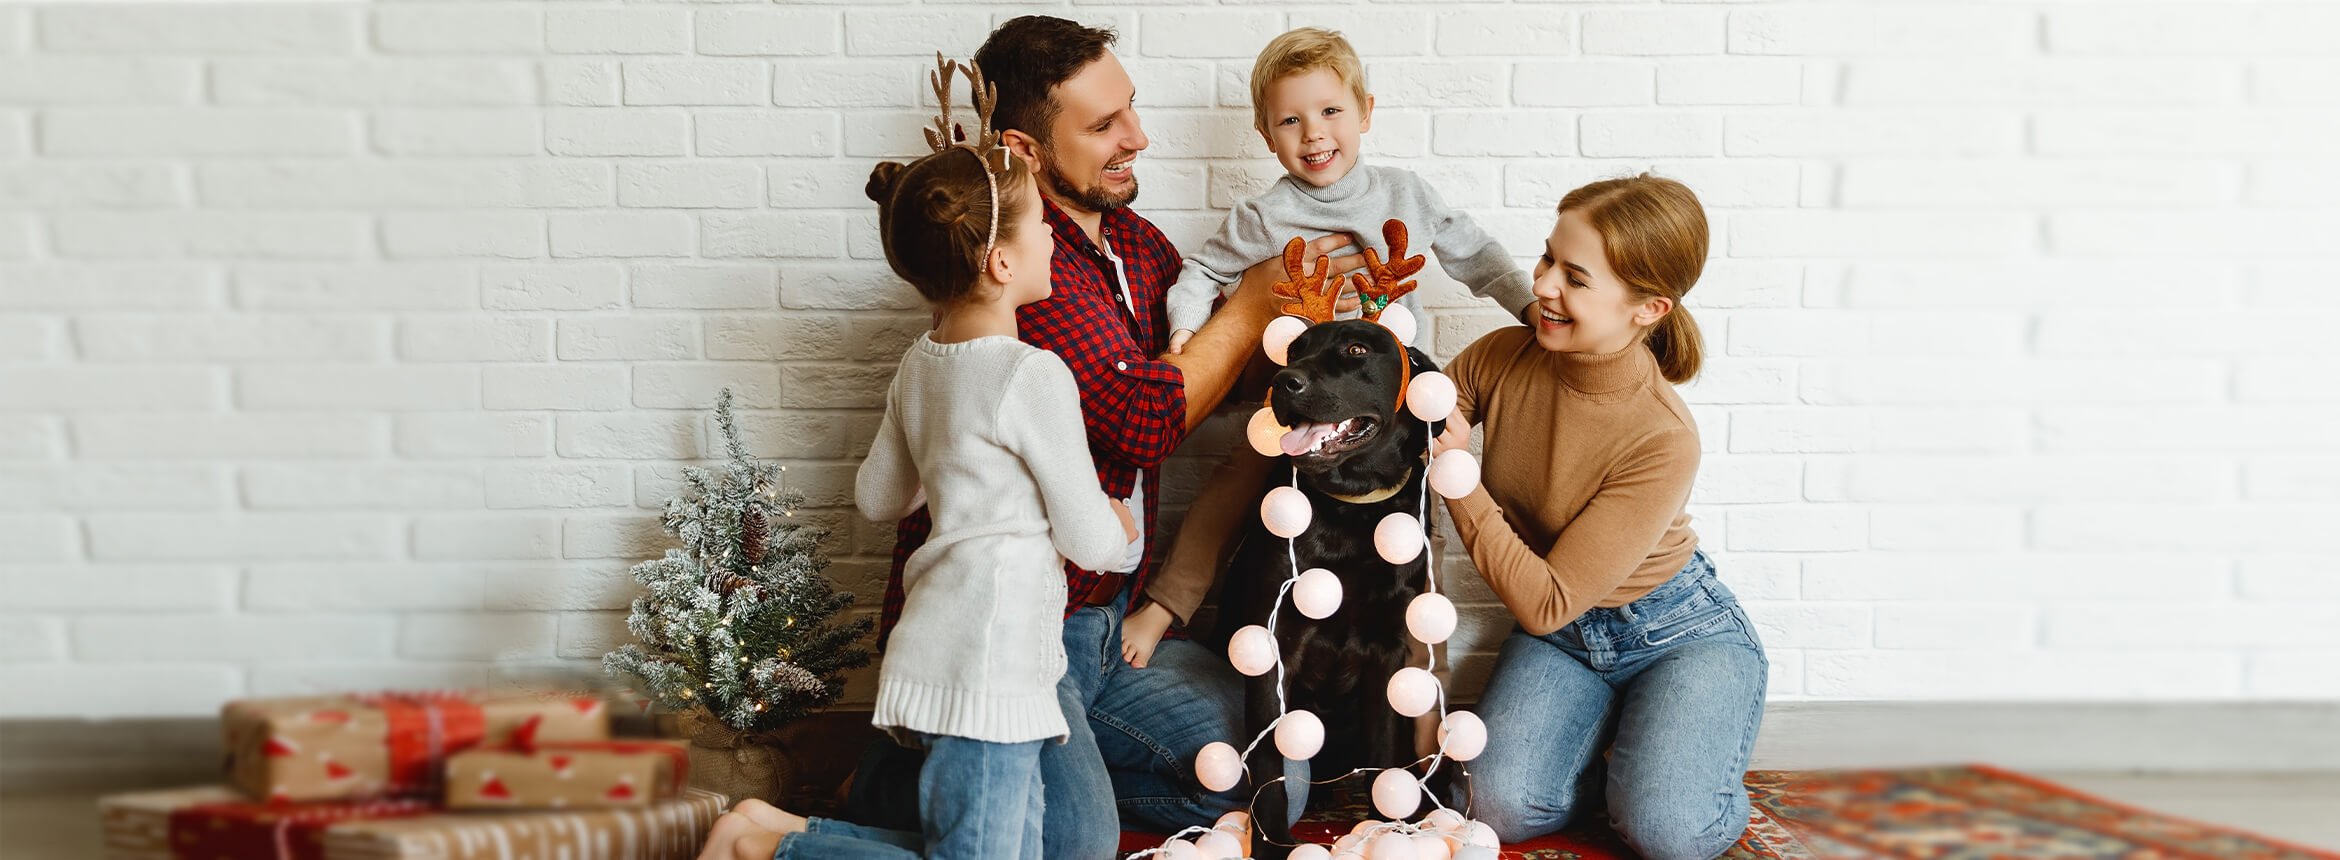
[1163,27,1536,354]
[1121,27,1532,684]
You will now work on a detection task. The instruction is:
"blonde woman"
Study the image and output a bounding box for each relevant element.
[1435,176,1767,860]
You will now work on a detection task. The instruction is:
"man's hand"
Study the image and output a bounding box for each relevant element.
[1414,711,1441,759]
[1120,601,1175,669]
[1233,231,1369,313]
[1109,499,1137,543]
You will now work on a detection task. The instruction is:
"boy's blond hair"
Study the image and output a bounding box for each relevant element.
[1249,28,1370,135]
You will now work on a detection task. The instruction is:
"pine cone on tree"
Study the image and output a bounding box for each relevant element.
[741,505,770,566]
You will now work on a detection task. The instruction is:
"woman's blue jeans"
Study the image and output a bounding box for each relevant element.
[1453,551,1768,860]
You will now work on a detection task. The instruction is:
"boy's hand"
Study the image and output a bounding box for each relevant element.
[1120,601,1176,669]
[1168,329,1194,354]
[1109,499,1137,543]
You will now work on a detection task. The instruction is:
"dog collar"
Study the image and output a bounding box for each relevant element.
[1326,467,1415,505]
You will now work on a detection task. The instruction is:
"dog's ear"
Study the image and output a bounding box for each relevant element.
[1404,345,1440,376]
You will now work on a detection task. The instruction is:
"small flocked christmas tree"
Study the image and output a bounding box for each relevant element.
[604,389,874,737]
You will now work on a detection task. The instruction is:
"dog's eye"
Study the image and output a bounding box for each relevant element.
[1344,343,1367,357]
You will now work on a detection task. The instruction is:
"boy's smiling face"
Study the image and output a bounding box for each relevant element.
[1259,68,1373,188]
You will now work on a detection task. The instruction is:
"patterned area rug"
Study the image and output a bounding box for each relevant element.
[1118,766,2339,859]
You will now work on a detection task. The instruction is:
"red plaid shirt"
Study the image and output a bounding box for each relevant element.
[878,198,1191,646]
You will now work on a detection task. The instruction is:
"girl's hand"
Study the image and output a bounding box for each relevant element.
[1431,417,1472,458]
[1168,329,1194,354]
[1120,602,1175,669]
[1109,499,1137,543]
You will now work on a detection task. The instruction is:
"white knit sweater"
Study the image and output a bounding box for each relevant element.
[855,334,1129,744]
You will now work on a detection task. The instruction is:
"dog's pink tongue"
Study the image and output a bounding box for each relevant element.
[1280,423,1339,457]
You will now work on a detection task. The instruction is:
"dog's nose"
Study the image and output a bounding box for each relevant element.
[1274,370,1309,396]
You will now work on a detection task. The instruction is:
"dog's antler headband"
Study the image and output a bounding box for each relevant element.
[1270,220,1423,327]
[924,53,1011,260]
[1265,218,1424,408]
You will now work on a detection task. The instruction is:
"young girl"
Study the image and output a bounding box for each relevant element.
[1434,175,1767,860]
[697,59,1133,860]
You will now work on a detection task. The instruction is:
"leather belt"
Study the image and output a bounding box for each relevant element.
[1072,572,1127,607]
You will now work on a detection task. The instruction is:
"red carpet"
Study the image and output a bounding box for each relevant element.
[1120,766,2339,859]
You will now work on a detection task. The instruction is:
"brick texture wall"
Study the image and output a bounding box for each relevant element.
[3,1,2338,718]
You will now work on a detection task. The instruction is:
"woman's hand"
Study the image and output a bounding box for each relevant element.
[1432,417,1472,458]
[1120,601,1175,669]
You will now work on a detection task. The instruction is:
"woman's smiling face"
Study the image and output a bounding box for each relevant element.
[1530,209,1670,355]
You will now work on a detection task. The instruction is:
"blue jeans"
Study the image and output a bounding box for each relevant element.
[775,734,1044,860]
[1045,587,1249,859]
[1456,551,1767,860]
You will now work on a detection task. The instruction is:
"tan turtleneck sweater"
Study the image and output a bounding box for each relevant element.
[1442,325,1701,637]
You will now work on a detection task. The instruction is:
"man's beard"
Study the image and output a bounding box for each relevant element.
[1038,147,1138,213]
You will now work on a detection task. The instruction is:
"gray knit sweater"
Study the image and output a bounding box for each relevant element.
[1168,162,1537,336]
[855,334,1128,744]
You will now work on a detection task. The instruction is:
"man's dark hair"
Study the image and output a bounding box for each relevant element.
[973,16,1118,146]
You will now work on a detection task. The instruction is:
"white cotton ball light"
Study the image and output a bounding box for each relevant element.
[1461,821,1499,848]
[1453,847,1499,860]
[1290,845,1333,860]
[1375,512,1424,565]
[1264,315,1310,366]
[1333,834,1365,856]
[1194,829,1243,859]
[1248,407,1291,458]
[1195,741,1242,792]
[1377,302,1417,346]
[1368,831,1420,860]
[1275,709,1324,761]
[1215,810,1250,834]
[1228,624,1279,677]
[1406,592,1457,646]
[1423,808,1466,832]
[1263,486,1314,539]
[1428,450,1479,500]
[1371,768,1422,820]
[1438,711,1487,762]
[1405,371,1456,423]
[1412,833,1455,860]
[1158,838,1201,860]
[1292,567,1343,619]
[1386,666,1439,718]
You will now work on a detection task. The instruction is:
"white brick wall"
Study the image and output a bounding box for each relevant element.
[1,0,2335,719]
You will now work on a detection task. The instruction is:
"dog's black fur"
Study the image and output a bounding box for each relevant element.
[1213,318,1448,856]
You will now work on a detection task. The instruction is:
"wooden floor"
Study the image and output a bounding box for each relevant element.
[9,772,2340,859]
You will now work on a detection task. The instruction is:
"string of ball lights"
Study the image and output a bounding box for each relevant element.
[1127,223,1499,860]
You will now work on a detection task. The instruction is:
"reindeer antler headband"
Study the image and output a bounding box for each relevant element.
[924,53,1012,259]
[1265,218,1426,407]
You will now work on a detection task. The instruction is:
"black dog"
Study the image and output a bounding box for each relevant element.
[1215,318,1448,856]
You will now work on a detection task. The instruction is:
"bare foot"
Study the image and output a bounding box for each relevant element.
[729,798,809,835]
[696,813,766,860]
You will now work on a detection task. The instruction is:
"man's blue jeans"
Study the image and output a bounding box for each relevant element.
[1454,551,1768,860]
[1043,587,1249,859]
[776,734,1044,859]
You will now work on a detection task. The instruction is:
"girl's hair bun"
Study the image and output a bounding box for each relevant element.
[865,161,908,204]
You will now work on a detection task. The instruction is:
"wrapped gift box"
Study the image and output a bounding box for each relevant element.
[444,739,689,810]
[223,691,610,802]
[100,785,728,860]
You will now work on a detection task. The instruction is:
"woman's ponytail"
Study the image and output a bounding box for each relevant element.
[1647,304,1704,384]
